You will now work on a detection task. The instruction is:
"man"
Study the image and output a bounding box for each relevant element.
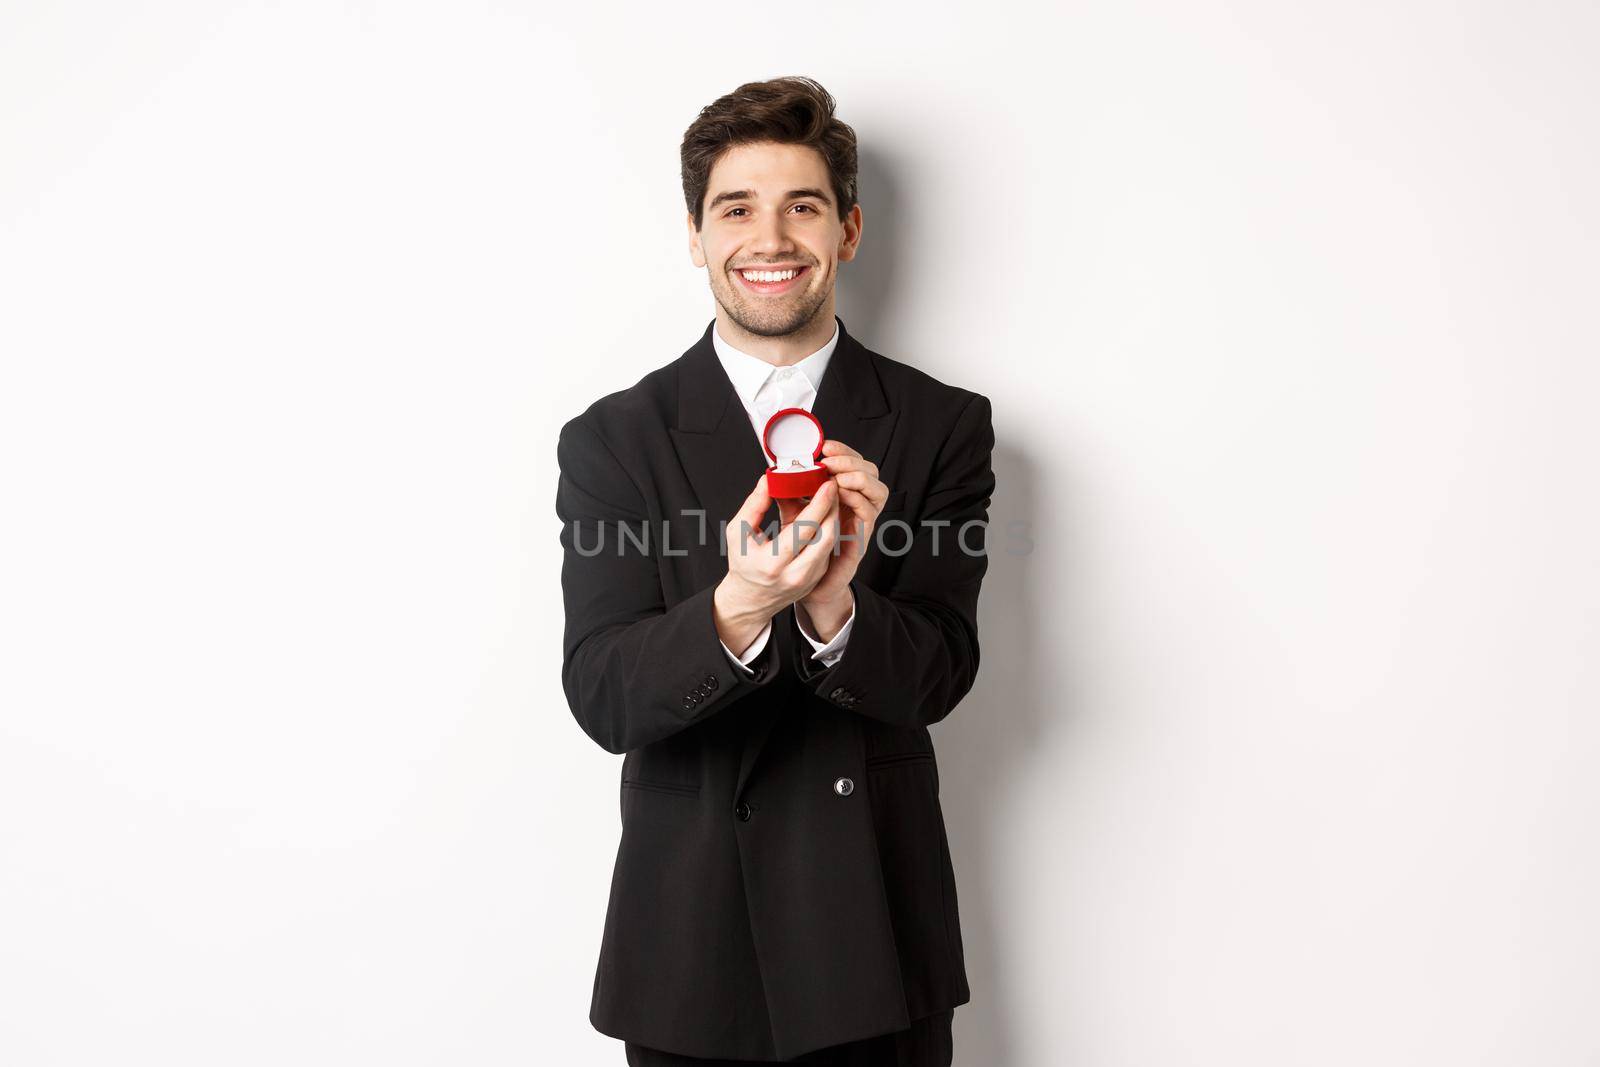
[556,76,995,1066]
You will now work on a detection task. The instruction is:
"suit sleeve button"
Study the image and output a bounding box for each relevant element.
[705,675,718,690]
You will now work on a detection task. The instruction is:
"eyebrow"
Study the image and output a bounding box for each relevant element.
[706,187,834,211]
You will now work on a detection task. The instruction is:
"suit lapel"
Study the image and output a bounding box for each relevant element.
[808,316,898,488]
[666,320,777,543]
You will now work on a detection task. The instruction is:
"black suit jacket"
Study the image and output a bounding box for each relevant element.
[555,315,994,1060]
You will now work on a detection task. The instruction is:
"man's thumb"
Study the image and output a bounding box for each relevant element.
[732,474,771,541]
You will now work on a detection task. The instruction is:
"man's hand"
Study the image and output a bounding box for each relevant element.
[782,440,891,644]
[714,473,841,657]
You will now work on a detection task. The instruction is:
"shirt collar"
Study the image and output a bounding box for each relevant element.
[712,317,841,406]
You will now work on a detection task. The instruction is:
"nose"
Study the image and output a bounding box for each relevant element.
[749,209,795,256]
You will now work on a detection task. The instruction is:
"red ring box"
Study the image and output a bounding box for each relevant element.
[762,407,830,498]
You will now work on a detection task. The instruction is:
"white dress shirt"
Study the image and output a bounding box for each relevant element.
[712,318,856,675]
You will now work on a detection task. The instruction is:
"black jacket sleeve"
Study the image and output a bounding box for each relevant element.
[556,415,780,754]
[789,392,995,729]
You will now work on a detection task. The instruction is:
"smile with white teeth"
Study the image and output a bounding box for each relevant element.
[739,267,802,282]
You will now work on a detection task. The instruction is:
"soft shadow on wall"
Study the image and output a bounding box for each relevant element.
[839,145,1053,1067]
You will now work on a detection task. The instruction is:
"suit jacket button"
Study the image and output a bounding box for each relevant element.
[734,802,753,821]
[833,777,854,797]
[830,686,847,700]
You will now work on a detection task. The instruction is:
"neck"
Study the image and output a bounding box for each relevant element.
[713,299,837,366]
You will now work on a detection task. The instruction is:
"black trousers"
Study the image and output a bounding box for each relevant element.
[623,1009,955,1067]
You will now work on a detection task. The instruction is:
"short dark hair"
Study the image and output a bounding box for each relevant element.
[680,76,858,231]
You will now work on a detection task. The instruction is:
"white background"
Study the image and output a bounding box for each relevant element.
[3,2,1597,1064]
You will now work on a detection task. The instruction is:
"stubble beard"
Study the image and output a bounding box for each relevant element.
[713,266,831,339]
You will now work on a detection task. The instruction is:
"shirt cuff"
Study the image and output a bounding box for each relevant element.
[795,598,855,668]
[720,619,772,676]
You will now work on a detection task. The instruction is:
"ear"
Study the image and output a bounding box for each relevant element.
[836,203,863,263]
[687,212,707,268]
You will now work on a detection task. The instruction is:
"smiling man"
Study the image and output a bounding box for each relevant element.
[555,76,996,1066]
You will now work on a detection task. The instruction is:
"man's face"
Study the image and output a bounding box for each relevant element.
[688,141,861,338]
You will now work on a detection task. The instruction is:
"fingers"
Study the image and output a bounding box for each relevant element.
[795,478,839,525]
[768,480,838,565]
[791,506,841,580]
[731,473,772,547]
[789,488,843,576]
[777,474,833,528]
[816,443,886,524]
[818,441,875,481]
[818,453,878,478]
[835,484,878,530]
[830,468,889,511]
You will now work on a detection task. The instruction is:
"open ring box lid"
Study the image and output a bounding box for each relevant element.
[762,406,830,498]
